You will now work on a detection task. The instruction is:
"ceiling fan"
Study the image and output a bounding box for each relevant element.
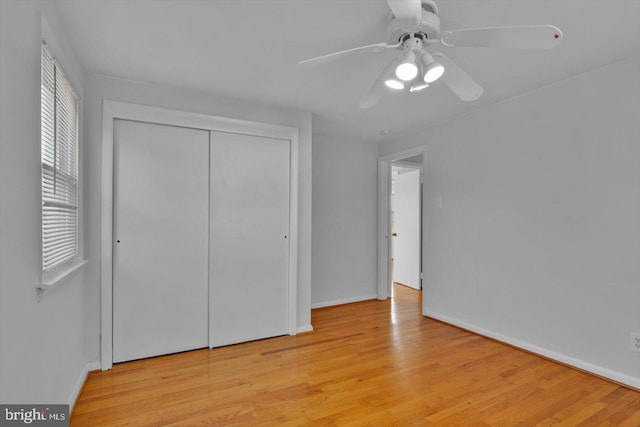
[299,0,563,109]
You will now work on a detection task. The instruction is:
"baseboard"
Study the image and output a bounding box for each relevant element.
[311,294,378,309]
[67,361,100,410]
[297,325,314,334]
[424,310,640,390]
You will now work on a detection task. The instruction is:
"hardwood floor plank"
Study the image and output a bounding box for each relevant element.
[72,285,640,425]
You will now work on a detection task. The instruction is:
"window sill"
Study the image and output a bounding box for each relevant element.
[37,259,88,293]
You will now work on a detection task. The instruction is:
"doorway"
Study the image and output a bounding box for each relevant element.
[391,160,422,295]
[377,147,427,314]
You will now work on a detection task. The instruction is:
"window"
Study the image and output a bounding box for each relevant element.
[41,45,80,279]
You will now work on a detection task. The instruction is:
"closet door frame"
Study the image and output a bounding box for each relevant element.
[101,100,299,370]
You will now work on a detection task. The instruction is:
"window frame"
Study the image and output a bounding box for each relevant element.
[38,28,86,291]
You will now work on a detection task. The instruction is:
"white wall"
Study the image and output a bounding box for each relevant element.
[83,73,313,363]
[380,56,640,387]
[0,0,88,404]
[311,135,378,307]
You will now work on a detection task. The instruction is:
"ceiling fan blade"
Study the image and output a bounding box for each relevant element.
[441,25,563,49]
[432,52,483,101]
[387,0,422,25]
[359,58,401,109]
[298,42,400,66]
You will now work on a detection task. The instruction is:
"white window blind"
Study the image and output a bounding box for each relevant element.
[41,46,79,273]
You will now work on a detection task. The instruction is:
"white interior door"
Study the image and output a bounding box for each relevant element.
[392,167,421,290]
[113,119,209,363]
[209,131,290,347]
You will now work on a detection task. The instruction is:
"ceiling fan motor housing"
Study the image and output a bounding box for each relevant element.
[387,0,441,46]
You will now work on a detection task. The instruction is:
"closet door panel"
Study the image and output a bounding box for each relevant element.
[113,119,209,363]
[209,131,290,347]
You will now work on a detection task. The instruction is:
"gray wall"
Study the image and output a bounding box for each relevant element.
[311,136,378,307]
[380,56,640,387]
[83,73,313,363]
[0,0,87,404]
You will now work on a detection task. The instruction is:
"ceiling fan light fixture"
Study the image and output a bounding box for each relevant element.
[424,63,444,83]
[420,52,445,83]
[385,79,404,90]
[395,50,418,81]
[395,62,418,81]
[410,82,429,92]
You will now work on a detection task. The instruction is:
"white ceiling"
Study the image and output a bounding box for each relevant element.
[54,0,640,143]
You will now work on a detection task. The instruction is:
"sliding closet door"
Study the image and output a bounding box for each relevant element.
[113,119,209,363]
[209,131,290,347]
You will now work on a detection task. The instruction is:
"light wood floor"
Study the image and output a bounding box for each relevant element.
[72,284,640,426]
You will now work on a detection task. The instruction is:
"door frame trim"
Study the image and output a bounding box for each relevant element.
[377,146,427,302]
[101,100,299,370]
